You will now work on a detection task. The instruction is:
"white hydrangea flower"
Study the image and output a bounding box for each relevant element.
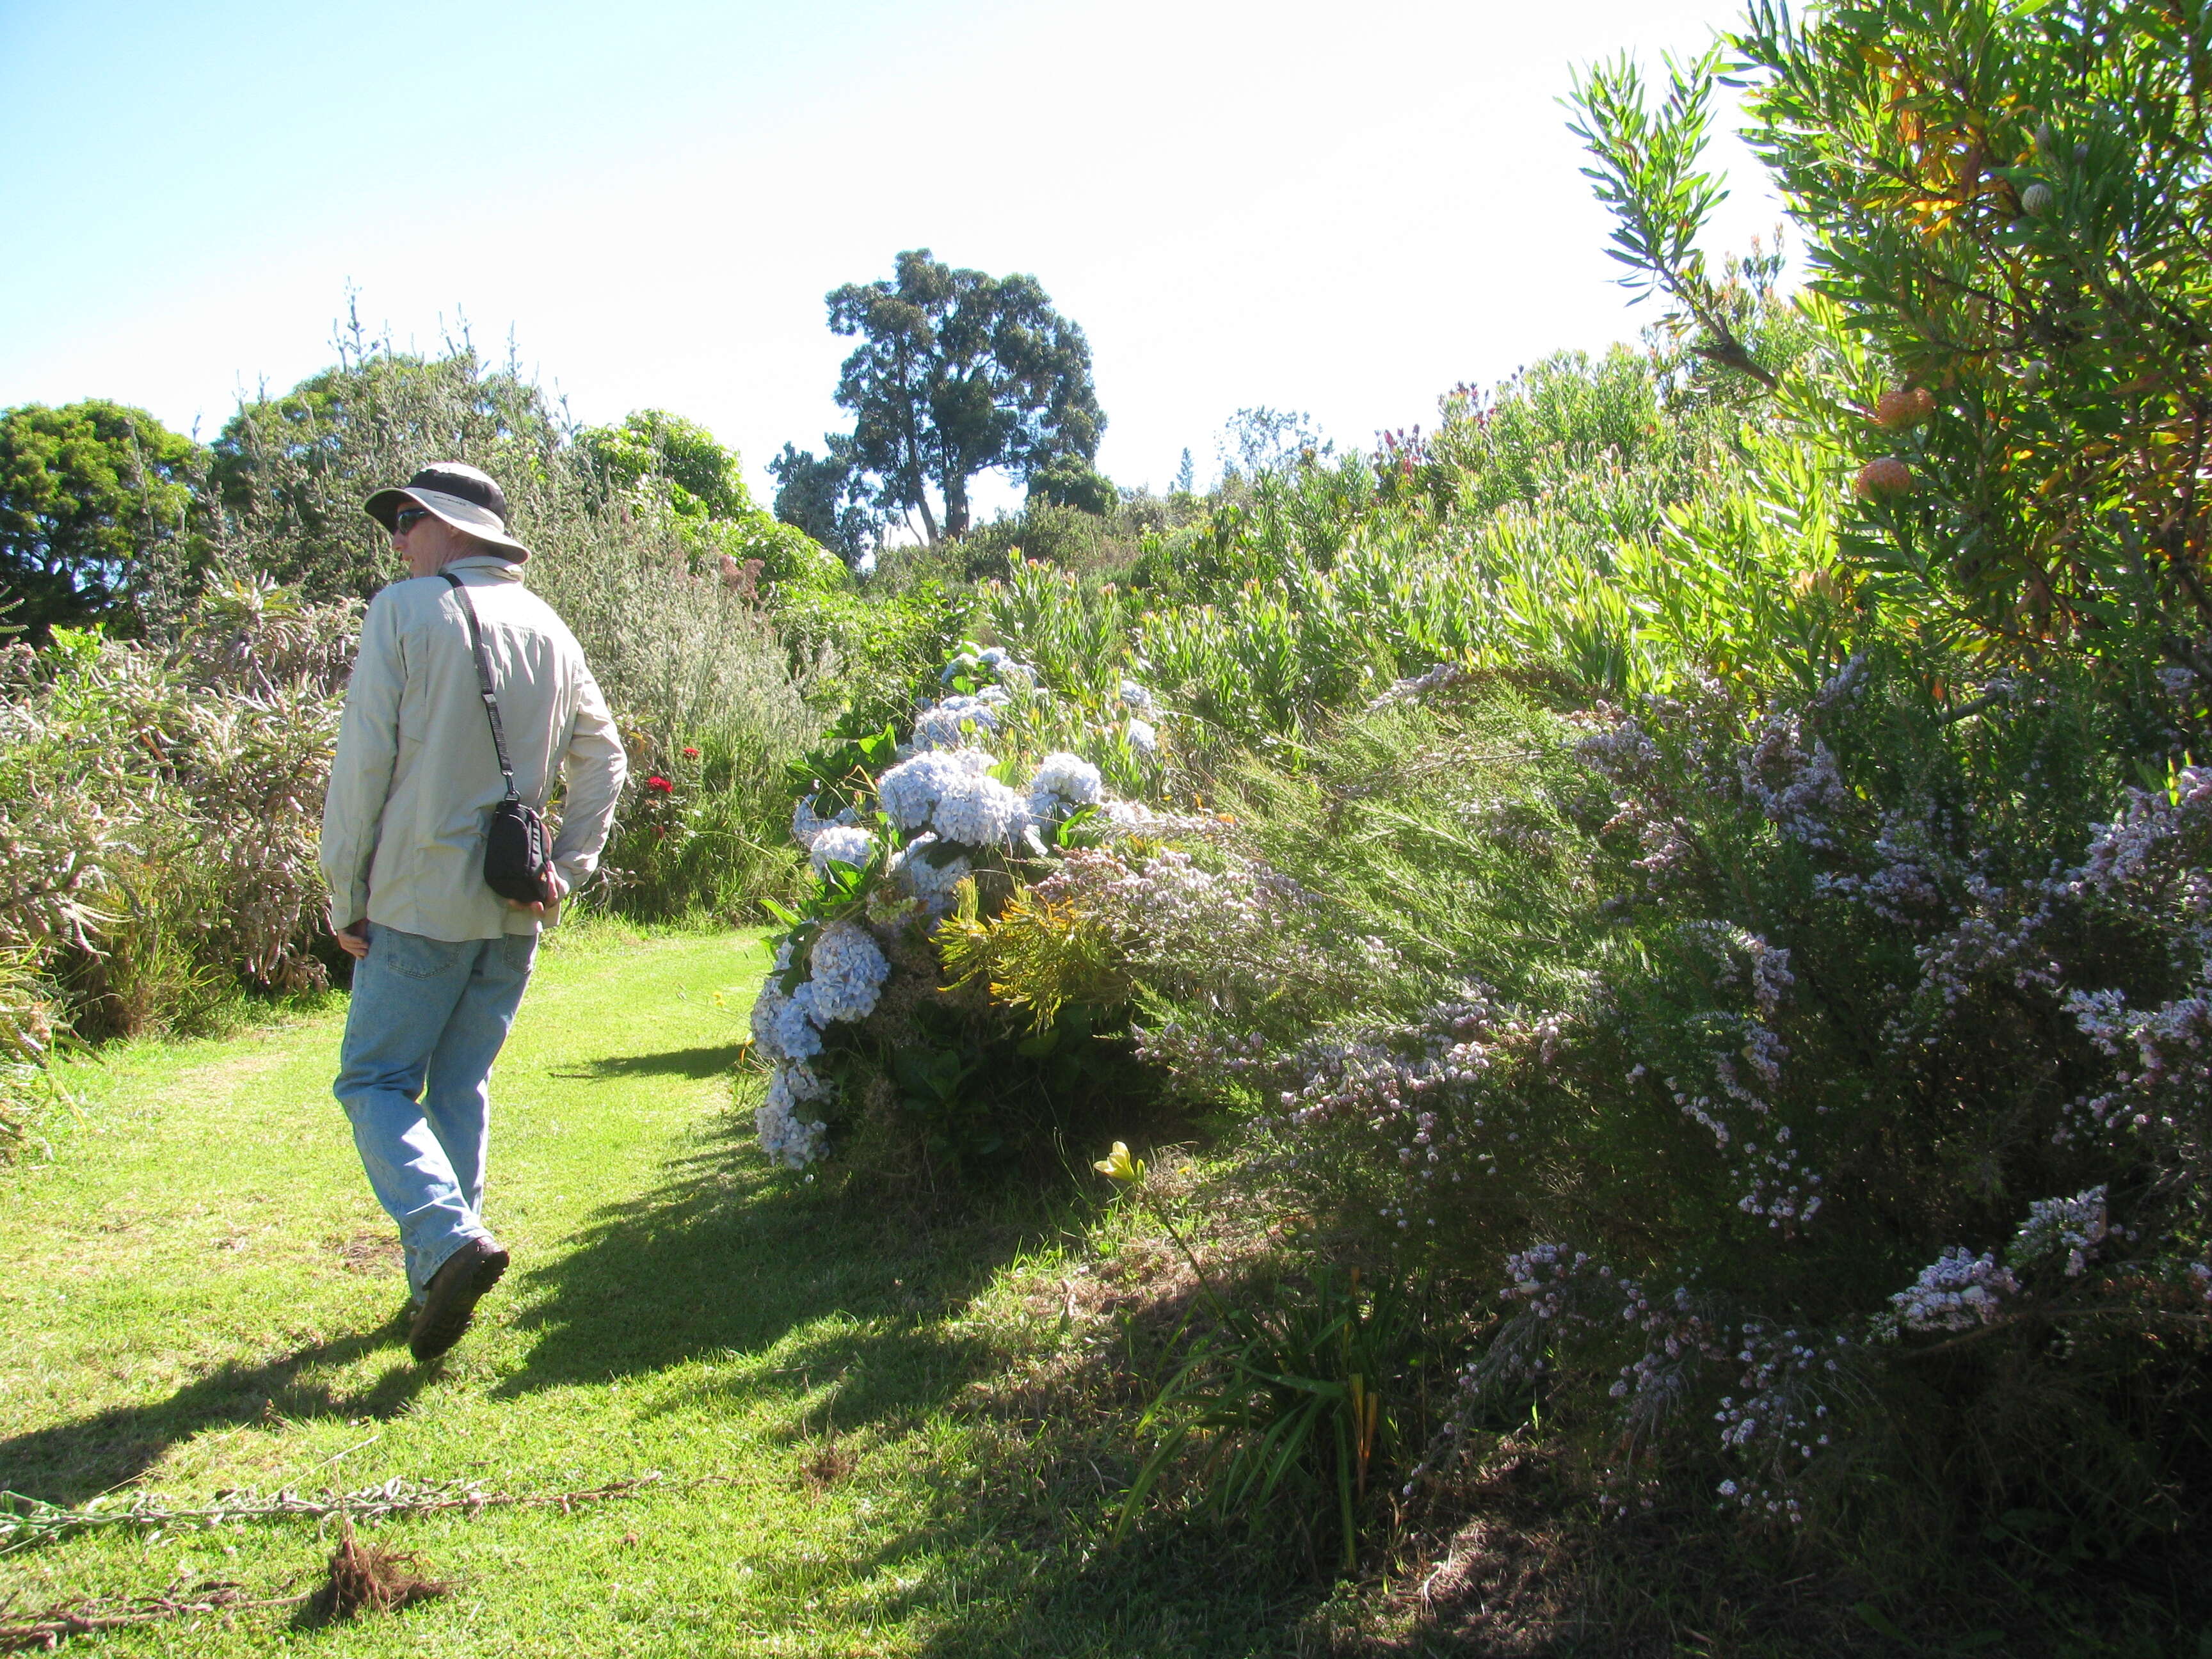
[791,793,858,849]
[876,749,984,830]
[893,834,972,911]
[1125,717,1158,755]
[809,825,878,876]
[749,979,822,1062]
[877,748,1025,846]
[1030,752,1103,809]
[911,692,1006,751]
[1119,677,1155,713]
[805,921,891,1025]
[932,771,1029,847]
[756,1071,829,1167]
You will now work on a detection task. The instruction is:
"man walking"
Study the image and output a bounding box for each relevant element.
[320,462,627,1362]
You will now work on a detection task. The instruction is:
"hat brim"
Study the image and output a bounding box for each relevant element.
[364,486,533,561]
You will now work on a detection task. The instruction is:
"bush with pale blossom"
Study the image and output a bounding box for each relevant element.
[1118,655,2212,1537]
[739,648,1182,1174]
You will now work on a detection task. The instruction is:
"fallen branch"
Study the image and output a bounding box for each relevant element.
[0,1472,669,1554]
[0,1583,308,1653]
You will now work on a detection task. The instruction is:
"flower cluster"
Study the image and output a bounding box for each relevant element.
[749,922,893,1169]
[808,824,876,877]
[911,685,1011,751]
[2007,1185,2110,1278]
[876,748,1027,849]
[792,793,858,849]
[1027,751,1104,825]
[1736,712,1848,851]
[744,642,1180,1170]
[887,833,972,910]
[1708,1324,1849,1522]
[1889,1246,2019,1331]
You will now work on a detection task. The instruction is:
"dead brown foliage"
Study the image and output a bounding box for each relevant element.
[302,1516,446,1624]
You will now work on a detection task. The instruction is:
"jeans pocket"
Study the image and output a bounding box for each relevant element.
[501,932,540,974]
[377,927,470,982]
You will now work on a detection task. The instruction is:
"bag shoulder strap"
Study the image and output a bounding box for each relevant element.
[440,572,519,801]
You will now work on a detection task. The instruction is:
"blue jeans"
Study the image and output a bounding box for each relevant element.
[333,924,537,1298]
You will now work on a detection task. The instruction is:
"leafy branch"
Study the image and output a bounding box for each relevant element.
[1569,49,1780,390]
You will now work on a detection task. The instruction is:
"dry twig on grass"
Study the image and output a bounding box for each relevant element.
[0,1472,667,1553]
[0,1582,308,1653]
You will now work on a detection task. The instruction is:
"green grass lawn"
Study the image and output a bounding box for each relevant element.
[0,924,1331,1656]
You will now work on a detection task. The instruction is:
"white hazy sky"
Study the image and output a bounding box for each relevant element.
[0,0,1783,505]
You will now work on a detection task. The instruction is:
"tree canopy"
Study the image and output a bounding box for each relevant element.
[211,349,550,601]
[0,399,205,639]
[796,249,1105,544]
[768,438,878,566]
[578,410,756,522]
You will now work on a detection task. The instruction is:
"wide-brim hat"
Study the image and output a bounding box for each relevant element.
[364,461,532,561]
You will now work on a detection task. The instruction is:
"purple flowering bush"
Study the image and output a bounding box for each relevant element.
[1113,648,2211,1546]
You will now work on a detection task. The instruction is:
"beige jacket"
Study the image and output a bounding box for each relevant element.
[319,556,628,940]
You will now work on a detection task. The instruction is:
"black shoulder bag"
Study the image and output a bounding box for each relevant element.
[441,573,555,905]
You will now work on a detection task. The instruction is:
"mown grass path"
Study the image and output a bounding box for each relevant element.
[0,927,1312,1656]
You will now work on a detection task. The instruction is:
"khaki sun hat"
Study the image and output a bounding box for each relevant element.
[364,462,532,561]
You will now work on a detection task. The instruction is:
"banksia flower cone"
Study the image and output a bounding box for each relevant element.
[1854,458,1914,499]
[1874,387,1935,429]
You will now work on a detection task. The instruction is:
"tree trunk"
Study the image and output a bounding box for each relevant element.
[943,473,970,540]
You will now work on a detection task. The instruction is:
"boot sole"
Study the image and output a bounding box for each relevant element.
[409,1244,509,1363]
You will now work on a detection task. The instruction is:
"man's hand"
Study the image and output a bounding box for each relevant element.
[335,920,371,960]
[507,870,570,919]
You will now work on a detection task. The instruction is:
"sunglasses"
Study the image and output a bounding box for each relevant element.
[393,508,433,533]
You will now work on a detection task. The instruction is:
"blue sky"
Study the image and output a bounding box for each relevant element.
[0,0,1781,506]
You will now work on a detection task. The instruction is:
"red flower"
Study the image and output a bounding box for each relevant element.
[645,775,673,795]
[682,746,700,758]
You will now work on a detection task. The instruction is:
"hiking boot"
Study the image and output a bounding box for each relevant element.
[408,1237,509,1363]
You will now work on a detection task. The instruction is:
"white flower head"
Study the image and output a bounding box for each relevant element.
[803,920,892,1025]
[757,1066,829,1167]
[933,771,1029,847]
[791,792,858,850]
[749,979,823,1062]
[877,749,984,830]
[893,834,972,911]
[809,825,878,877]
[911,693,1006,751]
[1029,751,1104,815]
[1125,717,1158,755]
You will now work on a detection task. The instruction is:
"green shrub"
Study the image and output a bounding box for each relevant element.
[0,944,66,1163]
[0,581,351,1039]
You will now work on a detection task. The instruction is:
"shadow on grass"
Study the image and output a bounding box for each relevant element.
[544,1042,748,1082]
[502,1110,1340,1655]
[495,1112,1023,1425]
[0,1314,432,1505]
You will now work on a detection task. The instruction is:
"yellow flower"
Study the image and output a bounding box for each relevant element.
[1093,1141,1144,1183]
[712,990,727,1007]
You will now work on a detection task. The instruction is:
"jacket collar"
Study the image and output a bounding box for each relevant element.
[442,554,525,584]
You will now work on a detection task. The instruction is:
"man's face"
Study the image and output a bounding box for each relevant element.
[392,505,479,577]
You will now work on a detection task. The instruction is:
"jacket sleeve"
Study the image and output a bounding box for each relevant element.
[318,592,405,929]
[549,666,628,892]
